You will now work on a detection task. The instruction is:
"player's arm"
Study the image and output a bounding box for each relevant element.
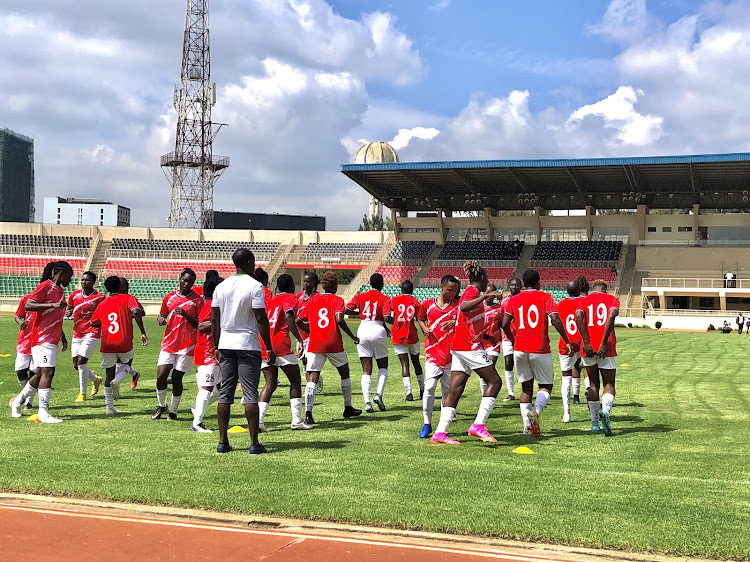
[285,310,303,342]
[65,293,74,318]
[297,317,310,333]
[24,299,65,312]
[175,307,199,328]
[14,314,27,329]
[211,307,221,350]
[549,312,573,355]
[254,307,275,364]
[132,309,148,346]
[597,308,619,358]
[501,312,515,345]
[60,330,68,352]
[157,296,169,326]
[198,320,212,334]
[336,311,359,344]
[460,290,499,313]
[575,309,595,357]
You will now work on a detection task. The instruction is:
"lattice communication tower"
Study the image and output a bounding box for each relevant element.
[161,0,228,229]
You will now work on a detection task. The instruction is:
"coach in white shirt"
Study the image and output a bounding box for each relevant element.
[211,248,274,455]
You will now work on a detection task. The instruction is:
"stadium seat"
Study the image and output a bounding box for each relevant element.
[531,241,622,262]
[437,241,524,261]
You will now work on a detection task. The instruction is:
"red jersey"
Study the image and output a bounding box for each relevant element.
[91,293,142,354]
[451,285,490,352]
[500,295,516,343]
[295,290,317,342]
[418,298,459,367]
[556,296,585,354]
[68,289,106,339]
[16,295,33,354]
[159,290,204,355]
[483,302,503,353]
[194,301,218,367]
[29,280,66,346]
[262,292,298,358]
[504,289,557,354]
[391,294,421,345]
[577,291,619,358]
[347,289,392,323]
[194,285,204,296]
[299,293,345,354]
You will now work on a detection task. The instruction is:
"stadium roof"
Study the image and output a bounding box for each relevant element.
[340,152,750,212]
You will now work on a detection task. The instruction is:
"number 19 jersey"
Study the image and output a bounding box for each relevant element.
[91,294,141,354]
[504,289,557,354]
[299,293,345,354]
[576,291,619,357]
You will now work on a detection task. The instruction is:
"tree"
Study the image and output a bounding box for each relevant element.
[358,214,394,231]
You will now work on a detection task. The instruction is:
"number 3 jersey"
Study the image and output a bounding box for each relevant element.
[503,289,557,354]
[576,291,620,357]
[390,294,421,345]
[556,295,585,354]
[299,293,345,354]
[91,293,143,354]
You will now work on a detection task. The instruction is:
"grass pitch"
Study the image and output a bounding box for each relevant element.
[0,316,748,560]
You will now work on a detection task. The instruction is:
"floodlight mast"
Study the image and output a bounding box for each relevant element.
[161,0,229,229]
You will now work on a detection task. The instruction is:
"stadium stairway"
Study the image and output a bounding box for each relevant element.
[340,233,396,303]
[509,243,535,289]
[89,239,111,281]
[265,240,295,287]
[411,244,443,286]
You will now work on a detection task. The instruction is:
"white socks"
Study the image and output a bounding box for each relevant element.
[416,373,425,393]
[561,376,572,415]
[440,375,451,407]
[258,401,269,424]
[474,396,496,426]
[170,393,181,415]
[534,389,551,415]
[520,402,532,428]
[376,368,388,396]
[291,397,302,425]
[193,388,212,425]
[436,406,456,434]
[104,386,114,412]
[402,376,412,395]
[38,388,51,416]
[602,392,615,414]
[589,400,601,425]
[341,378,353,407]
[157,388,168,408]
[78,365,89,394]
[305,381,317,412]
[114,364,129,385]
[422,377,438,424]
[361,374,371,403]
[504,370,515,397]
[478,377,487,395]
[572,377,581,396]
[584,376,590,390]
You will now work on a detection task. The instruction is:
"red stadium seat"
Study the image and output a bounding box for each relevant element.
[0,255,87,276]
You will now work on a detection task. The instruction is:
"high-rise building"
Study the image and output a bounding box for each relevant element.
[42,197,130,226]
[0,128,34,223]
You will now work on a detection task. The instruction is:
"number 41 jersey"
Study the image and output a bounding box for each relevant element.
[91,293,142,354]
[299,293,345,354]
[503,289,557,354]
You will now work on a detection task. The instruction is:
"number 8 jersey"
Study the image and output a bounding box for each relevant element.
[503,289,557,354]
[298,293,345,354]
[91,293,143,354]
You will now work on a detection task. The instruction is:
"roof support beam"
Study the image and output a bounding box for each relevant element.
[399,170,433,197]
[506,168,532,192]
[623,165,639,192]
[343,172,396,200]
[689,163,699,193]
[565,167,587,196]
[452,169,481,195]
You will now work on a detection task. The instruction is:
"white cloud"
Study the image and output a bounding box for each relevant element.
[588,0,653,43]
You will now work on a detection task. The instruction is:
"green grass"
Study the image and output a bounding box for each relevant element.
[0,316,748,560]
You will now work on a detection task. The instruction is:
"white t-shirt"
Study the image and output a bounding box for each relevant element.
[211,274,265,351]
[726,272,735,280]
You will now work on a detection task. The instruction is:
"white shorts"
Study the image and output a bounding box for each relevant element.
[31,343,59,369]
[15,353,34,372]
[101,349,134,369]
[425,361,451,381]
[486,346,500,358]
[559,352,581,372]
[72,336,100,359]
[450,349,492,375]
[357,322,388,359]
[261,354,299,369]
[581,356,617,370]
[306,351,348,372]
[502,340,514,357]
[394,343,420,356]
[196,364,222,387]
[514,351,554,385]
[158,351,193,373]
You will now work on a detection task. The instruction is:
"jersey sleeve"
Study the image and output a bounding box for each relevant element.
[346,293,359,310]
[128,294,142,311]
[252,283,265,309]
[67,292,76,307]
[283,294,297,314]
[417,300,429,321]
[610,294,621,310]
[29,282,49,303]
[575,297,588,314]
[334,296,345,314]
[382,295,392,316]
[545,293,557,315]
[90,303,101,324]
[159,295,170,317]
[504,297,516,318]
[15,297,26,317]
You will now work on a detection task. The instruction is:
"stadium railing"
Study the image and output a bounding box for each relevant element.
[642,278,750,289]
[0,245,89,258]
[431,259,517,268]
[645,308,736,317]
[529,259,618,268]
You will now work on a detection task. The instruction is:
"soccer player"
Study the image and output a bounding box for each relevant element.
[191,275,223,432]
[258,274,312,431]
[90,276,148,415]
[346,273,393,412]
[152,268,204,421]
[10,261,73,423]
[576,275,590,401]
[416,275,459,439]
[298,271,362,425]
[390,280,424,401]
[295,272,323,392]
[479,283,503,395]
[502,269,573,437]
[556,279,585,422]
[500,277,521,402]
[117,277,142,391]
[431,261,503,445]
[13,293,36,412]
[193,269,219,297]
[67,271,105,402]
[575,279,620,436]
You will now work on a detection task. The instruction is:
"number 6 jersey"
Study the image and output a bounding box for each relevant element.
[503,289,557,354]
[298,293,345,354]
[91,293,143,354]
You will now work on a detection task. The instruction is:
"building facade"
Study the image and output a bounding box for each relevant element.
[0,128,34,223]
[43,197,130,227]
[214,211,325,231]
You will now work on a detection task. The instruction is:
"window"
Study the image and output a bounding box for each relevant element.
[662,226,672,232]
[592,226,629,243]
[542,227,588,241]
[647,226,656,233]
[493,227,538,244]
[678,226,693,232]
[77,208,83,225]
[446,227,488,241]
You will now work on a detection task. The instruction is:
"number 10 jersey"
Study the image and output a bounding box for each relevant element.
[503,289,557,355]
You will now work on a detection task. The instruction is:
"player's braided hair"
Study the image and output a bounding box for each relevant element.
[321,271,338,294]
[462,260,486,283]
[577,275,590,294]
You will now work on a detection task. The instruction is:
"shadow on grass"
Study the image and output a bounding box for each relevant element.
[224,440,350,453]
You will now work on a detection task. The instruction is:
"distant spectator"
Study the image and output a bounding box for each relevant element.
[722,321,732,333]
[738,312,745,334]
[725,271,735,288]
[745,317,749,333]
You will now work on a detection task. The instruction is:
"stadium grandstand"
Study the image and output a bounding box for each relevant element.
[3,152,750,330]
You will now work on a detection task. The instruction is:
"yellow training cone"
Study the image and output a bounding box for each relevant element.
[512,446,534,455]
[227,425,247,433]
[620,363,630,367]
[28,414,39,422]
[0,354,11,357]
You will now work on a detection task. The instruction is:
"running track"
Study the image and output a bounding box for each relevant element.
[0,495,674,562]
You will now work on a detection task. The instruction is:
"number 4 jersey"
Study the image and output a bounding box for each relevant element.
[299,293,345,354]
[503,289,557,354]
[91,293,143,354]
[577,291,619,357]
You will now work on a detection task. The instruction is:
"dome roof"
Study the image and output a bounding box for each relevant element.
[354,141,399,164]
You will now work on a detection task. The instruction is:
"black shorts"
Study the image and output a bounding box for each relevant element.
[217,349,261,405]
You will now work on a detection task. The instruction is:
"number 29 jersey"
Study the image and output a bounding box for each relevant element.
[91,293,142,354]
[299,293,345,354]
[503,289,557,354]
[390,294,421,345]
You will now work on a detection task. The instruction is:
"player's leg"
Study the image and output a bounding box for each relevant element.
[515,351,538,436]
[530,353,554,436]
[169,366,188,420]
[333,354,362,419]
[468,362,502,442]
[599,362,616,436]
[420,362,441,437]
[396,349,413,400]
[360,355,374,412]
[34,344,61,423]
[560,352,576,422]
[502,342,516,401]
[153,352,174,419]
[431,365,469,444]
[79,337,102,400]
[237,350,265,454]
[303,352,325,425]
[583,360,601,432]
[192,364,219,432]
[410,348,424,398]
[279,361,309,429]
[103,363,118,415]
[571,357,582,405]
[374,353,389,411]
[216,350,237,452]
[258,364,278,432]
[71,339,85,400]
